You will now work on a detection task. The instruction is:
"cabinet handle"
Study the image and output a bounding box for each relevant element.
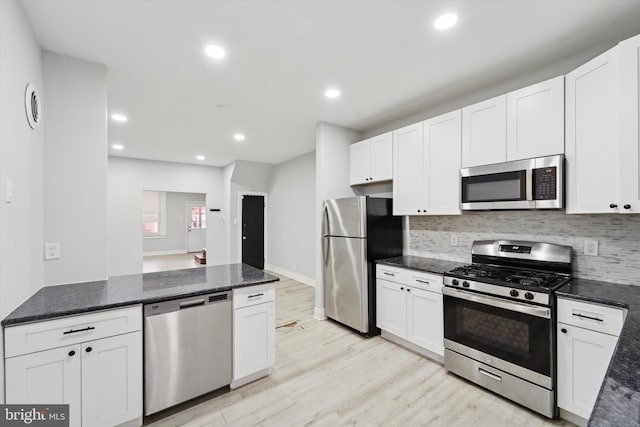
[624,204,631,210]
[383,272,395,277]
[400,287,404,290]
[609,203,618,209]
[416,279,430,284]
[68,350,76,357]
[561,328,567,334]
[85,346,93,353]
[407,288,411,292]
[63,326,95,335]
[248,293,265,298]
[572,312,603,322]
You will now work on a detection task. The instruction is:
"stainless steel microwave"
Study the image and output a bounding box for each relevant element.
[460,154,564,210]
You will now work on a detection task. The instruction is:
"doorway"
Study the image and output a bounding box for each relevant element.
[186,201,207,253]
[241,194,265,270]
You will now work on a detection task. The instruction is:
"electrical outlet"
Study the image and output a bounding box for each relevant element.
[45,243,60,260]
[450,234,458,247]
[584,240,598,256]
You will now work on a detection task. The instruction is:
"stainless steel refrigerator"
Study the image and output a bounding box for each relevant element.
[322,196,403,335]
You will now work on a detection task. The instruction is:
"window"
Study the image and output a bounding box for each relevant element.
[142,191,166,237]
[190,206,207,229]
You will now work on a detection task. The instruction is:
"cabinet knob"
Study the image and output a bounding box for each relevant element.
[407,288,411,292]
[85,346,93,353]
[400,287,404,291]
[609,203,618,209]
[369,177,373,180]
[624,204,631,210]
[561,328,567,334]
[68,350,76,357]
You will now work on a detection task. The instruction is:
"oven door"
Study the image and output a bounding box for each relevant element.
[443,287,553,388]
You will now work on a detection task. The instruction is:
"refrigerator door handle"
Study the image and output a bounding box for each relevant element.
[322,203,330,236]
[323,236,330,266]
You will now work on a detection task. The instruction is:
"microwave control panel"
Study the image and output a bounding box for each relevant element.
[533,166,557,200]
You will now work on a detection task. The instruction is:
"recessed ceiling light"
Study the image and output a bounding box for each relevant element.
[325,88,341,99]
[205,45,226,59]
[111,113,128,122]
[434,13,458,30]
[196,155,206,161]
[233,133,246,141]
[112,144,124,150]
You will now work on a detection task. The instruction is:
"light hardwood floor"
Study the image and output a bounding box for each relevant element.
[145,275,575,427]
[143,253,204,273]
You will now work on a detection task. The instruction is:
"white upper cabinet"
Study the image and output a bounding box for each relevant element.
[462,95,507,167]
[619,34,640,213]
[349,132,392,185]
[507,76,565,161]
[566,47,620,214]
[393,112,462,216]
[393,123,426,215]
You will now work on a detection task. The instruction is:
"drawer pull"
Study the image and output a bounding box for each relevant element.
[572,312,603,322]
[63,326,95,335]
[478,368,502,382]
[415,279,430,284]
[248,293,265,299]
[383,272,395,276]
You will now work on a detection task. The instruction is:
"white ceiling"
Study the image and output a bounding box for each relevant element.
[21,0,640,167]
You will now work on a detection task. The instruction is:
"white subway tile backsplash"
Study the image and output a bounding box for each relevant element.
[408,211,640,285]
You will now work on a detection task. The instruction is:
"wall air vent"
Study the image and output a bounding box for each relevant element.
[25,83,41,129]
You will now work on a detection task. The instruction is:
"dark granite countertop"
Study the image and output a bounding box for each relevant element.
[556,278,640,427]
[376,255,466,275]
[2,263,279,327]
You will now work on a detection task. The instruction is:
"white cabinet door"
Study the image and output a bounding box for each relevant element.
[566,47,620,214]
[81,332,142,427]
[425,110,462,215]
[233,301,275,380]
[620,34,640,214]
[507,76,565,161]
[557,323,618,419]
[349,139,371,185]
[462,95,507,167]
[5,345,82,427]
[370,132,393,182]
[393,122,426,215]
[406,287,444,356]
[376,279,407,338]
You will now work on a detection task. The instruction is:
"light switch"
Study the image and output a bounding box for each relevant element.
[584,240,598,256]
[45,243,60,260]
[450,233,458,247]
[5,180,13,203]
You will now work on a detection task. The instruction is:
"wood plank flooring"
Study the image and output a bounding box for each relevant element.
[146,275,575,427]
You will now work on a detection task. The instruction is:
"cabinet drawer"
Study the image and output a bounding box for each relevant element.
[557,298,625,336]
[5,305,142,358]
[407,271,443,293]
[233,284,275,309]
[376,265,406,283]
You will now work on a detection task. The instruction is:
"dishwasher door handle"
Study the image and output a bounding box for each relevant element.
[179,299,205,309]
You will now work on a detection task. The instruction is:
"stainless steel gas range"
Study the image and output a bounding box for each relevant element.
[442,240,572,418]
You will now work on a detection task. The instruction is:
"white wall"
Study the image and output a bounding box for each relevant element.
[108,157,225,276]
[142,191,206,254]
[0,0,45,403]
[267,151,315,285]
[314,122,362,319]
[42,52,108,286]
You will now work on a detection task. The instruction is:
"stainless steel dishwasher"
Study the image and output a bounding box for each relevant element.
[144,291,232,415]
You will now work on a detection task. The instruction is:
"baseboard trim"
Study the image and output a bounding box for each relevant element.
[559,408,588,427]
[313,306,327,321]
[230,368,271,389]
[266,264,315,287]
[143,250,188,257]
[381,330,444,364]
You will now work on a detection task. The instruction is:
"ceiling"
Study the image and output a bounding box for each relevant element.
[21,0,640,167]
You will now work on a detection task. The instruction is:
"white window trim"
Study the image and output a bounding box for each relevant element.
[142,191,167,237]
[237,191,268,266]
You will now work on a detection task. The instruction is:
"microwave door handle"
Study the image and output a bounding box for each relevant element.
[525,169,533,201]
[442,287,551,319]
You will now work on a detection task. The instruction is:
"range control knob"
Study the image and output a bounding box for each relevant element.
[451,279,459,286]
[524,292,535,300]
[509,289,519,297]
[462,281,470,288]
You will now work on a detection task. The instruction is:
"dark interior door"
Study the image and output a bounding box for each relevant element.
[241,195,264,270]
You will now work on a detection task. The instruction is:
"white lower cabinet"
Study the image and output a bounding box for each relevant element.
[4,306,143,427]
[376,265,444,358]
[232,284,276,388]
[556,298,625,420]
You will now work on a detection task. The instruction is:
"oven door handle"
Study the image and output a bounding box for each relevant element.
[442,287,551,319]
